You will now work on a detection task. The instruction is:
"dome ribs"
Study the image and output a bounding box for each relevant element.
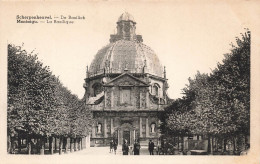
[136,42,147,74]
[89,44,112,77]
[89,40,164,78]
[106,41,118,74]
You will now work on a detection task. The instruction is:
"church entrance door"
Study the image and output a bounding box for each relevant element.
[123,130,130,144]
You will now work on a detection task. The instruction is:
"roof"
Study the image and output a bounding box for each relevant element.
[104,72,149,86]
[89,40,164,78]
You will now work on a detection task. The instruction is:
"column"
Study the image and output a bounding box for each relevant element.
[184,137,188,151]
[133,130,136,142]
[146,118,149,138]
[86,135,90,148]
[157,119,161,135]
[146,91,149,108]
[111,118,114,135]
[117,130,120,145]
[111,91,114,107]
[104,118,107,138]
[139,117,143,137]
[130,130,132,145]
[92,124,96,138]
[158,91,160,110]
[139,92,142,108]
[104,90,107,108]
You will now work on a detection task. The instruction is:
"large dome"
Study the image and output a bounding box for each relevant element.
[88,13,164,78]
[89,40,164,77]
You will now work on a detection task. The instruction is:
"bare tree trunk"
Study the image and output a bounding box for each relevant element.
[64,137,68,153]
[207,135,210,154]
[177,136,179,151]
[80,138,82,150]
[77,138,80,150]
[233,136,236,154]
[214,138,218,152]
[78,138,80,151]
[81,138,83,150]
[213,137,216,152]
[223,138,227,152]
[40,136,45,155]
[27,136,32,155]
[221,138,224,153]
[18,135,21,154]
[37,138,40,154]
[59,136,63,155]
[49,136,53,154]
[7,135,11,154]
[54,137,57,152]
[10,136,15,154]
[74,138,77,151]
[244,134,248,150]
[211,136,213,155]
[182,136,184,152]
[70,138,74,152]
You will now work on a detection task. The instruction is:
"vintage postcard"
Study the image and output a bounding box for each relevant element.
[0,0,259,164]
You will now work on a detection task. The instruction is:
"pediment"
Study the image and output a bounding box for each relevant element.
[104,73,149,87]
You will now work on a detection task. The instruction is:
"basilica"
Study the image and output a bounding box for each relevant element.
[83,12,170,147]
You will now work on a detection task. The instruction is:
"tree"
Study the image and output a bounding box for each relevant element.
[160,30,250,154]
[8,44,93,154]
[8,44,57,153]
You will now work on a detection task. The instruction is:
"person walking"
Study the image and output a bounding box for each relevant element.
[113,141,117,154]
[133,139,140,155]
[162,140,168,155]
[148,140,155,155]
[110,140,114,153]
[122,139,129,155]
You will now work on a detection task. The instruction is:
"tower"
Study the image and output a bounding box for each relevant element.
[84,12,170,147]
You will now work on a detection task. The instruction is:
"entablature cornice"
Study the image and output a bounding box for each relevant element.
[92,110,163,118]
[103,84,149,87]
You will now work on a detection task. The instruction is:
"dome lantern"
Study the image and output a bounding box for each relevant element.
[117,12,135,22]
[110,12,143,43]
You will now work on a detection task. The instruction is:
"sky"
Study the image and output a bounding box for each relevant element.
[4,1,247,99]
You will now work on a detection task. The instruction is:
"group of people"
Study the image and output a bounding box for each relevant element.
[110,139,155,155]
[122,139,142,155]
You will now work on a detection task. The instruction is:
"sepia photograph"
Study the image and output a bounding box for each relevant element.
[0,0,259,164]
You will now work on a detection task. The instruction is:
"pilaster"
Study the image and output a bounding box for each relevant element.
[111,90,114,107]
[111,118,114,134]
[104,118,107,138]
[139,117,143,137]
[146,90,149,108]
[146,118,149,138]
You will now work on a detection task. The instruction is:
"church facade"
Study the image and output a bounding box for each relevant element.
[84,12,170,147]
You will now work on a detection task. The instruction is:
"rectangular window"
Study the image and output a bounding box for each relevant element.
[121,89,131,104]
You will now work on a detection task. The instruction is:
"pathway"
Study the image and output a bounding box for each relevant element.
[65,146,151,155]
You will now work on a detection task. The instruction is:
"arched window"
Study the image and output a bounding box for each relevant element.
[152,83,160,97]
[92,83,103,96]
[150,123,156,133]
[97,123,102,134]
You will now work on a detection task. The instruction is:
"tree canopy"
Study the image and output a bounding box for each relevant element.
[8,44,93,140]
[161,30,250,138]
